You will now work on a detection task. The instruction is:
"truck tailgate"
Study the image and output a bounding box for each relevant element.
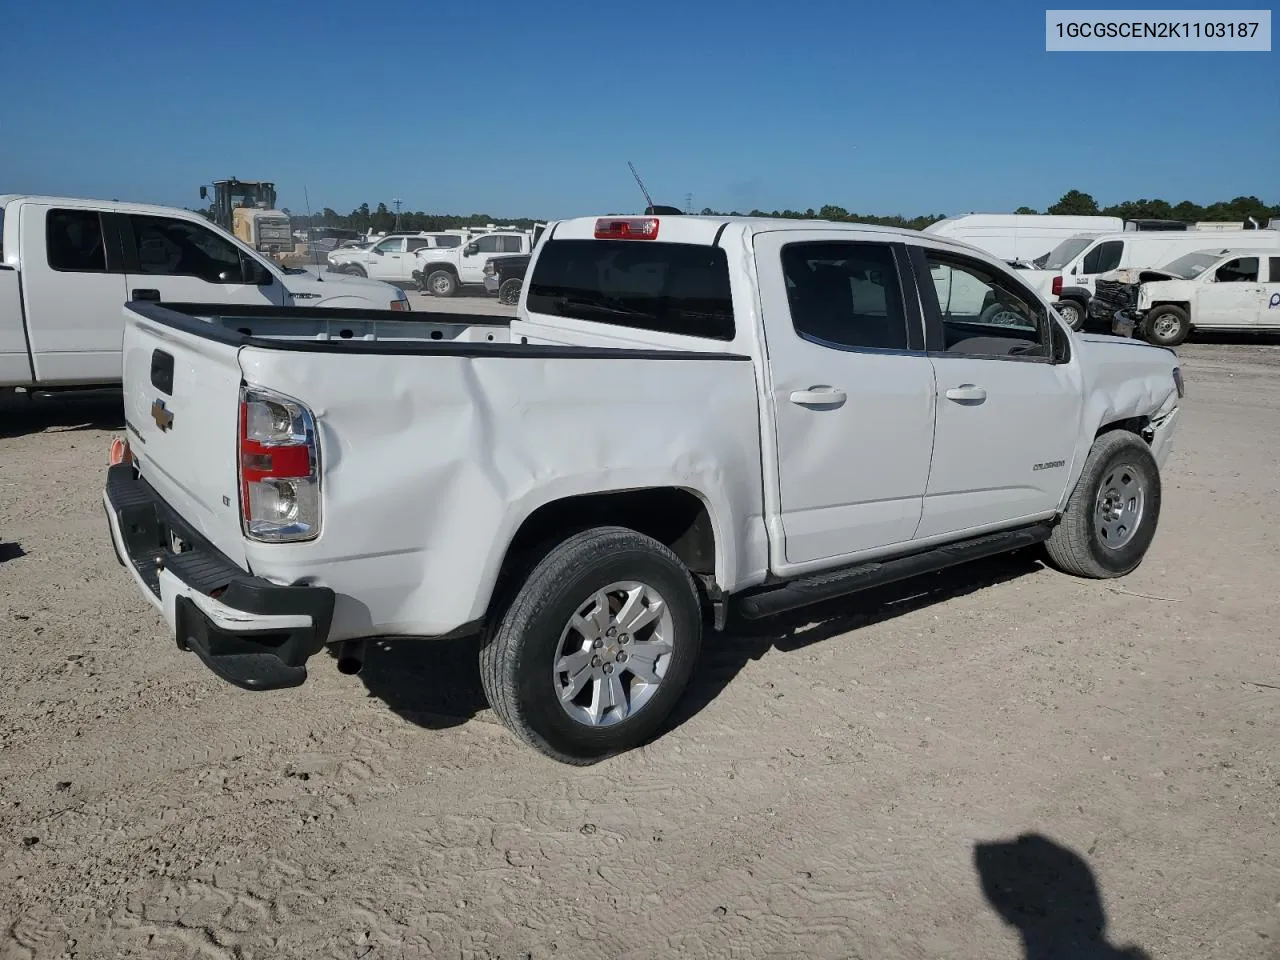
[122,311,248,568]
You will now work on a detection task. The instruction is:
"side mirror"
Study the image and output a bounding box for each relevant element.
[243,259,274,286]
[464,244,478,256]
[199,186,208,200]
[371,247,383,256]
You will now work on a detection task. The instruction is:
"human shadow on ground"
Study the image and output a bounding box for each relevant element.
[0,389,124,439]
[352,550,1043,736]
[975,833,1152,960]
[0,541,26,563]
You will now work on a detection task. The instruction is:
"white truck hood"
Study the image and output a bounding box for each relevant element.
[280,267,406,306]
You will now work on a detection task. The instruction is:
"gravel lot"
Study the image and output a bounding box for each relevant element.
[1,330,1278,960]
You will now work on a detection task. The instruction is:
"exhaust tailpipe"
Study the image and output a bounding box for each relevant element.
[336,639,367,675]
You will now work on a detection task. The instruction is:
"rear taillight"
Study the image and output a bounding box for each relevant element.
[1051,275,1063,296]
[594,217,659,240]
[238,385,320,543]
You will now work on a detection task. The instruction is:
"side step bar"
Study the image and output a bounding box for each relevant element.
[734,522,1053,620]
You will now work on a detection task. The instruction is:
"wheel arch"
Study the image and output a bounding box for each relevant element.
[483,486,728,621]
[1058,377,1178,513]
[421,261,459,277]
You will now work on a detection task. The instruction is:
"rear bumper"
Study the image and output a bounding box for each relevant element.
[103,462,334,691]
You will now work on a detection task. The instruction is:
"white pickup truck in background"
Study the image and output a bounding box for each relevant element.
[104,213,1183,763]
[1093,247,1280,346]
[324,231,465,284]
[411,230,534,297]
[0,195,411,392]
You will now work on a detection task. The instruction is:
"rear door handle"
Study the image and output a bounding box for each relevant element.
[945,384,987,403]
[131,288,161,302]
[789,386,847,406]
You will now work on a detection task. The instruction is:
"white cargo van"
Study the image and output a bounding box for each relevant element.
[923,214,1124,264]
[1025,227,1280,329]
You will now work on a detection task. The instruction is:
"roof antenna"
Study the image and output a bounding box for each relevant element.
[628,161,683,216]
[304,183,324,277]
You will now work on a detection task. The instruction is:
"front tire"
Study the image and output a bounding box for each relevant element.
[1142,305,1190,347]
[426,270,458,297]
[344,264,368,278]
[479,527,703,763]
[1043,430,1161,579]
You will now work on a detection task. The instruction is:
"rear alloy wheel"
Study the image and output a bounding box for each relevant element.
[497,277,522,306]
[427,270,457,297]
[1043,429,1161,579]
[1054,300,1086,331]
[1143,305,1190,347]
[479,527,702,763]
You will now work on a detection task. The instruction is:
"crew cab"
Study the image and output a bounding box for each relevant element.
[0,195,410,391]
[1095,248,1280,346]
[103,214,1183,763]
[412,231,532,297]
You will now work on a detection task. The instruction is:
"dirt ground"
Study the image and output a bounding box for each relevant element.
[1,335,1278,960]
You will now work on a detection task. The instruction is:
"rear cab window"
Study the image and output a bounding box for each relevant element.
[526,239,735,341]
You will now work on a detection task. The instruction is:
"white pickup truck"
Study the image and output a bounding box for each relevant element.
[324,231,465,284]
[1092,247,1280,346]
[411,230,533,297]
[103,214,1183,763]
[0,195,411,391]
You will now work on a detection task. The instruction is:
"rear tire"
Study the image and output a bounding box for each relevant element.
[1054,299,1086,331]
[1142,305,1190,347]
[497,277,522,306]
[426,270,457,297]
[1043,430,1161,579]
[479,527,703,764]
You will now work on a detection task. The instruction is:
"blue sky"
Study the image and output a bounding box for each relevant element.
[1,0,1275,219]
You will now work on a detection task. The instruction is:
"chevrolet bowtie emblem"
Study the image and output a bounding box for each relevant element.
[151,399,174,432]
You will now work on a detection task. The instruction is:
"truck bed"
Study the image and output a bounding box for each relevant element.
[120,300,765,641]
[140,301,748,361]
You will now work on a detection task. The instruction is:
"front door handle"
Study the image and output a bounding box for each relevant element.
[789,386,847,406]
[945,384,987,403]
[131,288,161,302]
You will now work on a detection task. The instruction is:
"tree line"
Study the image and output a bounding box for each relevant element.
[265,191,1278,234]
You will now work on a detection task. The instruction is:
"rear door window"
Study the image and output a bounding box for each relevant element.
[499,235,524,253]
[47,209,108,273]
[781,241,909,350]
[527,239,735,340]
